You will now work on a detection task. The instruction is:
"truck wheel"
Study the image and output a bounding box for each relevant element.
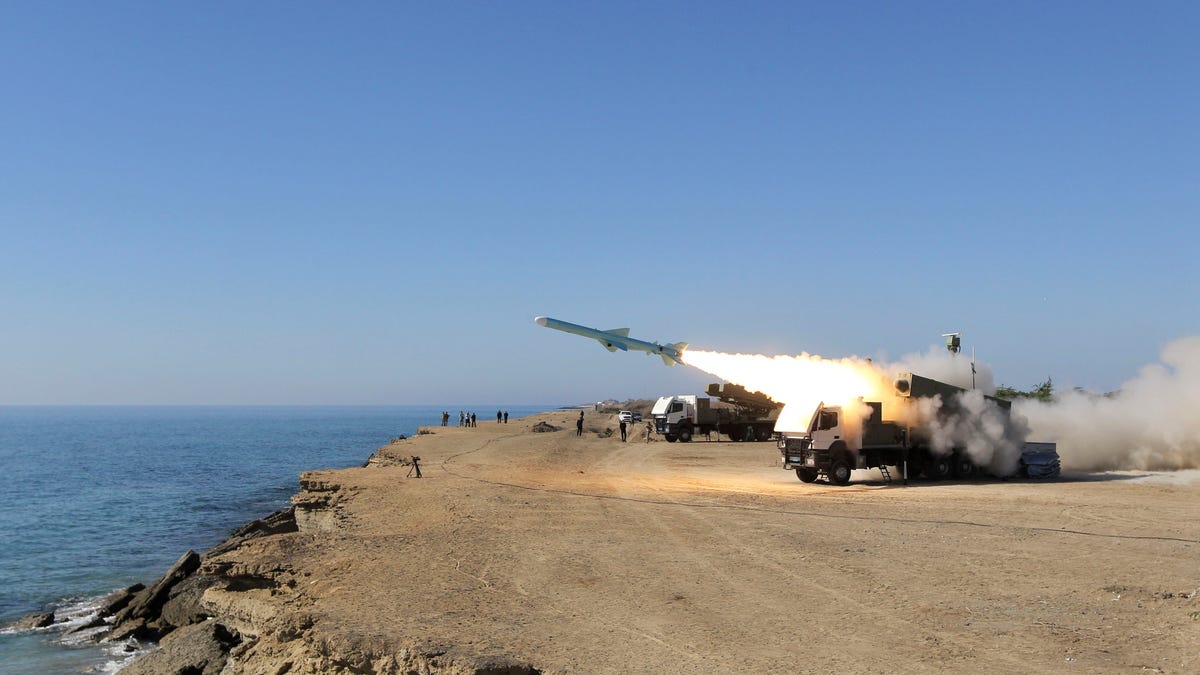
[678,426,693,443]
[925,455,952,480]
[727,428,742,442]
[665,434,677,443]
[953,455,978,479]
[796,467,819,483]
[828,454,852,485]
[756,426,773,442]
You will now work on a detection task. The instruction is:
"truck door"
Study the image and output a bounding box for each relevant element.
[810,407,842,450]
[667,399,684,425]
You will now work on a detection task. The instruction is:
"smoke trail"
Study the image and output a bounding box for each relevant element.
[1017,336,1200,471]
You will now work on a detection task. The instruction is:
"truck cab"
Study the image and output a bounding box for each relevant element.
[652,395,697,442]
[780,400,916,484]
[809,406,843,454]
[778,404,837,483]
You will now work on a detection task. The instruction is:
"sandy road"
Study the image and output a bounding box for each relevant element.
[231,413,1200,673]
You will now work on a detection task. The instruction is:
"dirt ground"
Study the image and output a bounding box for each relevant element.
[221,411,1200,673]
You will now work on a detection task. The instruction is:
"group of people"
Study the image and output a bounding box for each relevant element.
[440,411,477,427]
[439,410,510,427]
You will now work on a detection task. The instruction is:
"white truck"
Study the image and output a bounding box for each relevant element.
[652,384,780,443]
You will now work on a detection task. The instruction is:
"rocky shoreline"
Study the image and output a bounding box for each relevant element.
[11,441,540,674]
[9,507,299,674]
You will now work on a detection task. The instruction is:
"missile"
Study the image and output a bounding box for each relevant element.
[534,316,688,366]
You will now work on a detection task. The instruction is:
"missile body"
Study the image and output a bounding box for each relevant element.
[534,316,688,366]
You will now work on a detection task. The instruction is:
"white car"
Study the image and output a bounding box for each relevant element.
[617,411,642,424]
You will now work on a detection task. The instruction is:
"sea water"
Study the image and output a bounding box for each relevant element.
[0,405,550,674]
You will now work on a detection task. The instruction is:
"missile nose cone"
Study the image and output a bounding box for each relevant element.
[534,316,548,327]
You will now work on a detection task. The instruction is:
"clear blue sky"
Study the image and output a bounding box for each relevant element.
[2,2,1196,405]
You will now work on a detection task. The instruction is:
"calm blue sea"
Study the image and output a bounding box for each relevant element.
[0,405,550,674]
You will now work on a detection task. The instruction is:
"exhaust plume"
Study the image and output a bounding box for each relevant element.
[680,350,888,432]
[1017,336,1200,471]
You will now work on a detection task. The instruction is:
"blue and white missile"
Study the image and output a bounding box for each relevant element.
[534,316,688,366]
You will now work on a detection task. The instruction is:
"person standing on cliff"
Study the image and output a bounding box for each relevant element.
[503,411,508,424]
[619,419,627,442]
[471,412,477,427]
[576,414,583,437]
[497,410,502,424]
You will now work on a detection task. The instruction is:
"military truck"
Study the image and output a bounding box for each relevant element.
[777,372,1057,484]
[652,383,781,442]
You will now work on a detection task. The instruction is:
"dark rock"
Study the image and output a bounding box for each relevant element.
[108,616,152,642]
[111,550,201,634]
[159,574,215,628]
[531,421,561,433]
[120,621,241,675]
[10,612,54,631]
[98,583,145,618]
[204,508,297,559]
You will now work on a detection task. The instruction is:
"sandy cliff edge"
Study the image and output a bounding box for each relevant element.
[82,410,1199,673]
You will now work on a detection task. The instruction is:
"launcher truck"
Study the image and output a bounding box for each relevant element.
[652,383,781,442]
[777,372,1058,485]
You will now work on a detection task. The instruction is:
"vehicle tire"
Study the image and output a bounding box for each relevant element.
[756,426,773,442]
[727,427,743,442]
[953,454,978,479]
[678,426,693,443]
[796,467,819,483]
[925,454,952,480]
[665,434,677,443]
[828,453,853,485]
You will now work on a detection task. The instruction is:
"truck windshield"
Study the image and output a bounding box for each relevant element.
[818,410,838,430]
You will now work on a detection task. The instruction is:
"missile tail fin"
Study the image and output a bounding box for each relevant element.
[661,342,688,366]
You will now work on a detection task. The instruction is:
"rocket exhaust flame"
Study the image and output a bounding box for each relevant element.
[681,349,892,432]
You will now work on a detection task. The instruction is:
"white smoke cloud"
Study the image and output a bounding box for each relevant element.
[1017,336,1200,471]
[911,390,1029,475]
